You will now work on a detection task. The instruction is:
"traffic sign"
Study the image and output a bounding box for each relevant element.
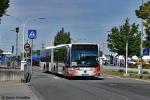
[143,48,149,56]
[28,29,37,39]
[24,42,30,51]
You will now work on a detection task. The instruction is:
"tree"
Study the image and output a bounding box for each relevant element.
[54,27,71,46]
[107,19,141,57]
[0,49,3,55]
[33,50,40,55]
[0,0,9,23]
[135,1,150,47]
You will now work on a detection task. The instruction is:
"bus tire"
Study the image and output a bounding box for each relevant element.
[43,64,46,72]
[62,67,66,78]
[53,66,56,73]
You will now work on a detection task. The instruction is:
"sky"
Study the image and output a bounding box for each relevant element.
[0,0,147,55]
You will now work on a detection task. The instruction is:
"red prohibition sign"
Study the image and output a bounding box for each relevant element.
[24,42,31,51]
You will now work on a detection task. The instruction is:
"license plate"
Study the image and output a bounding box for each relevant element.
[82,74,89,76]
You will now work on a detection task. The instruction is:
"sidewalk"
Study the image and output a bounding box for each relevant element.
[0,82,39,100]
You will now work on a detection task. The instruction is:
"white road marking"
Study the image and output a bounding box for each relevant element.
[52,76,60,79]
[107,77,115,79]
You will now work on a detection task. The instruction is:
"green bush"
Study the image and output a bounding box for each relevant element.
[118,69,124,73]
[128,64,137,68]
[142,71,148,74]
[148,75,150,79]
[128,71,137,74]
[142,74,150,80]
[142,64,150,69]
[130,73,138,78]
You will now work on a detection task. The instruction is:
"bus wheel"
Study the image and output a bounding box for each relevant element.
[63,67,66,78]
[53,66,56,73]
[43,64,46,72]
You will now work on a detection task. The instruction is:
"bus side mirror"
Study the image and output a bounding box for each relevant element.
[96,58,100,62]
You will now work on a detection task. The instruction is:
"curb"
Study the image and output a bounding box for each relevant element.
[26,83,45,100]
[23,83,40,100]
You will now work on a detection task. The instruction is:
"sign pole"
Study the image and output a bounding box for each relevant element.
[24,41,31,61]
[28,29,37,74]
[125,41,128,75]
[31,39,33,74]
[30,39,33,74]
[25,51,27,62]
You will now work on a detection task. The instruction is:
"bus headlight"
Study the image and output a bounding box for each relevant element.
[67,68,73,71]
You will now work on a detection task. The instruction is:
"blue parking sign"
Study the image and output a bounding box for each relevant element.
[143,48,149,56]
[28,29,37,39]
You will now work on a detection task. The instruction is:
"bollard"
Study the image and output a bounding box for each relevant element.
[138,65,142,75]
[21,61,26,71]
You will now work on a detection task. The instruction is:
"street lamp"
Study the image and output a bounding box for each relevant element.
[22,17,46,61]
[4,14,22,22]
[4,14,22,58]
[4,14,46,72]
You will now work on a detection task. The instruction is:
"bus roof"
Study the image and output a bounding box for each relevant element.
[71,43,98,45]
[45,43,99,49]
[2,52,12,55]
[45,46,55,49]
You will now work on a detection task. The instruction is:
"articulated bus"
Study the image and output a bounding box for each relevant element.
[40,43,100,77]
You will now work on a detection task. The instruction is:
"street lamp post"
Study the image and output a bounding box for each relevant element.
[101,42,108,77]
[139,0,144,75]
[125,41,128,75]
[4,14,23,60]
[102,42,109,63]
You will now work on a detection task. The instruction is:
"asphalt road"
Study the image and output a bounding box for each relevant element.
[30,70,150,100]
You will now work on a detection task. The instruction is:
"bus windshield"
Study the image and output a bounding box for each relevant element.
[71,45,99,67]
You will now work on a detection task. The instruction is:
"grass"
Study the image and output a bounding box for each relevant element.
[104,70,150,80]
[104,70,124,77]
